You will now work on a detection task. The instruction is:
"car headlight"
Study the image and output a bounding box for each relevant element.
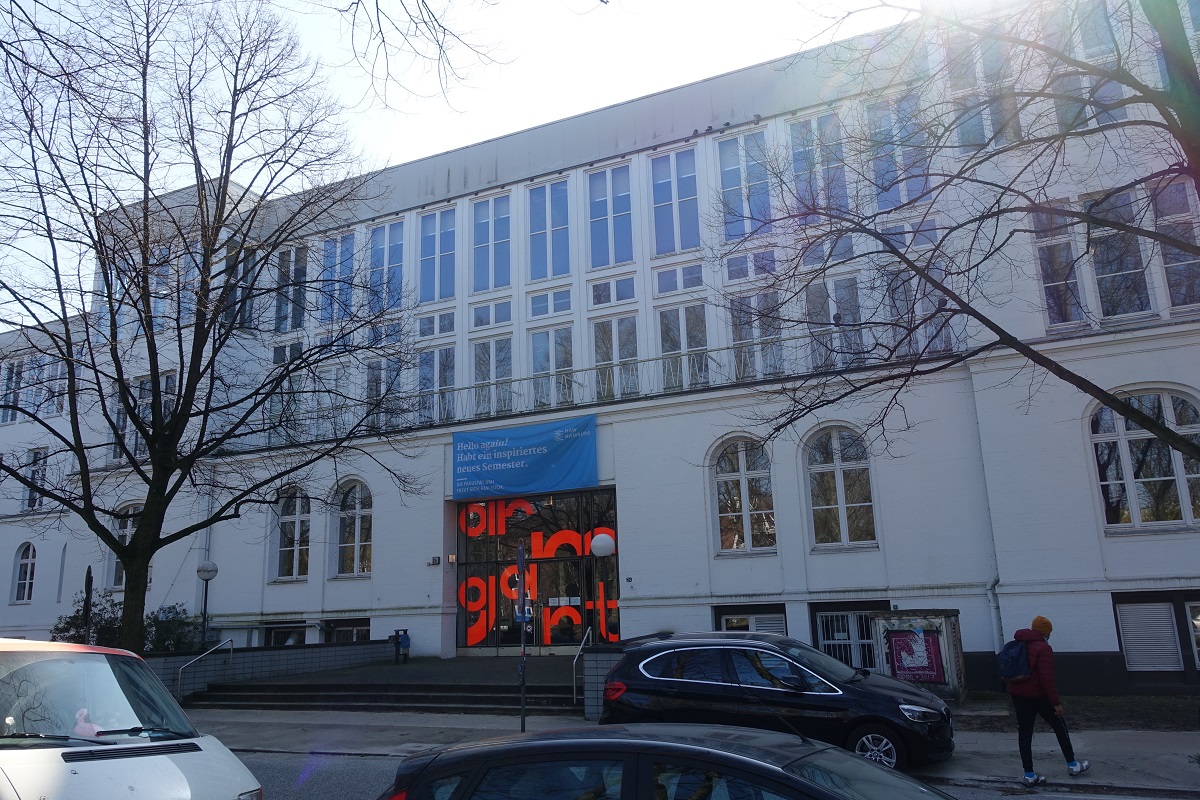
[899,703,943,723]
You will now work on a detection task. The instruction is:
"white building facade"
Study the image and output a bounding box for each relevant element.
[2,6,1199,694]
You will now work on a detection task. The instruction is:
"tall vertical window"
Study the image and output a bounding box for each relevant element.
[730,292,782,381]
[13,543,35,603]
[473,337,513,417]
[269,342,303,444]
[419,346,456,424]
[807,427,876,546]
[944,27,1021,149]
[1091,391,1200,529]
[112,505,142,589]
[420,209,456,302]
[24,449,46,510]
[472,196,511,292]
[2,359,24,423]
[369,223,403,313]
[336,482,372,576]
[792,114,849,225]
[718,132,771,240]
[220,246,256,329]
[589,166,633,268]
[868,96,929,209]
[593,315,639,401]
[320,234,355,323]
[714,438,776,552]
[532,325,574,409]
[659,303,709,391]
[529,180,570,280]
[1153,182,1200,308]
[651,148,701,255]
[274,246,308,333]
[805,277,865,370]
[1034,204,1085,324]
[1089,192,1151,317]
[277,489,310,579]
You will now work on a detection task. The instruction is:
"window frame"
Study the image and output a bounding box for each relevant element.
[368,222,404,314]
[419,208,457,303]
[650,146,701,256]
[528,179,571,281]
[12,542,35,604]
[334,481,372,577]
[805,426,878,548]
[713,437,777,554]
[588,164,634,269]
[471,194,511,293]
[717,130,772,241]
[276,488,311,580]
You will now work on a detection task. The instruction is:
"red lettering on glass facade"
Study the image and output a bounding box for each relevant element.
[455,496,619,648]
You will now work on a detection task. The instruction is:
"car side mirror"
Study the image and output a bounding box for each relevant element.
[779,675,808,691]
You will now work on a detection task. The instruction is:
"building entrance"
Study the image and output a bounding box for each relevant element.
[455,489,619,652]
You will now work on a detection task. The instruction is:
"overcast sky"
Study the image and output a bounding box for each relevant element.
[300,0,888,169]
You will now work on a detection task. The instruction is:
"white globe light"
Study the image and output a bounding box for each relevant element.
[591,532,616,558]
[196,560,219,582]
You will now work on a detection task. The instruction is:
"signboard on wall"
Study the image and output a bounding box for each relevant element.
[452,415,598,499]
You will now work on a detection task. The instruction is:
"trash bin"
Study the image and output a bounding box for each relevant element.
[393,628,410,664]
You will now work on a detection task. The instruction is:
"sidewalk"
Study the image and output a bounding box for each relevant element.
[186,707,1200,796]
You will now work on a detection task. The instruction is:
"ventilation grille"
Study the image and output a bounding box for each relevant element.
[1116,603,1184,671]
[62,741,202,762]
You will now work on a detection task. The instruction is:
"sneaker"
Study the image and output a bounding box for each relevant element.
[1022,772,1047,786]
[1068,760,1090,777]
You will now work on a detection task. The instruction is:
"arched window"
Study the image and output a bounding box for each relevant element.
[714,438,776,552]
[336,482,372,575]
[277,489,310,579]
[13,542,35,603]
[806,427,876,546]
[1091,391,1200,528]
[112,505,143,589]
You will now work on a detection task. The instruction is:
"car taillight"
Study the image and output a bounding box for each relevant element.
[383,790,407,800]
[603,681,626,700]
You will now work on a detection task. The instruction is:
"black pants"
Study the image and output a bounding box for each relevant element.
[1012,694,1075,772]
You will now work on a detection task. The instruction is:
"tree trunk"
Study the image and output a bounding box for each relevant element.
[118,555,151,653]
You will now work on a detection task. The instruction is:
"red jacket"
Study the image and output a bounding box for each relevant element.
[1007,628,1060,705]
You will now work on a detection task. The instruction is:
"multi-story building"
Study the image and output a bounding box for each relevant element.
[2,4,1198,694]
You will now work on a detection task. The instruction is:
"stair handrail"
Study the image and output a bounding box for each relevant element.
[571,626,595,705]
[176,638,234,699]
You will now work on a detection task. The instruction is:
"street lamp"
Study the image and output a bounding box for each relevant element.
[196,560,218,646]
[590,533,615,641]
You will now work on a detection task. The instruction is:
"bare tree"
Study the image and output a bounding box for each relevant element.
[714,0,1200,464]
[0,0,422,651]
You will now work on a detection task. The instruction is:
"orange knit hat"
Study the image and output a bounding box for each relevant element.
[1031,615,1053,636]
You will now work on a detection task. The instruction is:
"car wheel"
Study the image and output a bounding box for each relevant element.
[847,724,907,770]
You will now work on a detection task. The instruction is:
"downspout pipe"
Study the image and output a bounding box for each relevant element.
[987,575,1003,652]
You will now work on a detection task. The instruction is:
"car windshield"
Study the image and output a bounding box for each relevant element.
[786,748,955,800]
[0,650,197,746]
[777,640,859,682]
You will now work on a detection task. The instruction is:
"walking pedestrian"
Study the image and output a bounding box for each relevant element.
[1007,615,1089,785]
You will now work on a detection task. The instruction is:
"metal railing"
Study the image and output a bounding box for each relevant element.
[176,638,233,699]
[572,626,595,705]
[237,324,960,449]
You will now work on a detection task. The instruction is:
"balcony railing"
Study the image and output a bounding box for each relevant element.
[246,328,955,450]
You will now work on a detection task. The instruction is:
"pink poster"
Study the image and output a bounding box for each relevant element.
[885,630,945,683]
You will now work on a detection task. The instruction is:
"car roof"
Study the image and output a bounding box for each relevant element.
[620,630,800,651]
[0,637,137,658]
[414,724,831,768]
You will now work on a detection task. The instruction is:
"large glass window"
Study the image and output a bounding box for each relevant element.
[1033,204,1085,325]
[320,233,354,323]
[420,209,456,302]
[651,148,700,255]
[1091,391,1200,529]
[718,132,771,240]
[792,114,850,228]
[807,427,876,546]
[336,482,372,576]
[12,542,35,603]
[867,96,930,209]
[24,449,46,510]
[659,303,708,391]
[277,489,310,579]
[714,438,776,552]
[529,181,570,280]
[532,326,574,409]
[730,292,782,381]
[455,490,619,649]
[419,346,456,424]
[472,195,511,292]
[1153,181,1200,308]
[589,166,633,268]
[368,223,403,313]
[274,246,309,333]
[593,316,638,401]
[1089,192,1151,316]
[472,336,513,417]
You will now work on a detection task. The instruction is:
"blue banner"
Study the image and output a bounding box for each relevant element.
[452,416,598,499]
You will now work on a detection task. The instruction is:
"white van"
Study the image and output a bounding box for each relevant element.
[0,638,261,800]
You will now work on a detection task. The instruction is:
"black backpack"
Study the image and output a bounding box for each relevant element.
[996,639,1031,683]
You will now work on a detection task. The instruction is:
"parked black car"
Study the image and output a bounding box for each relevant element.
[372,723,958,800]
[599,632,954,770]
